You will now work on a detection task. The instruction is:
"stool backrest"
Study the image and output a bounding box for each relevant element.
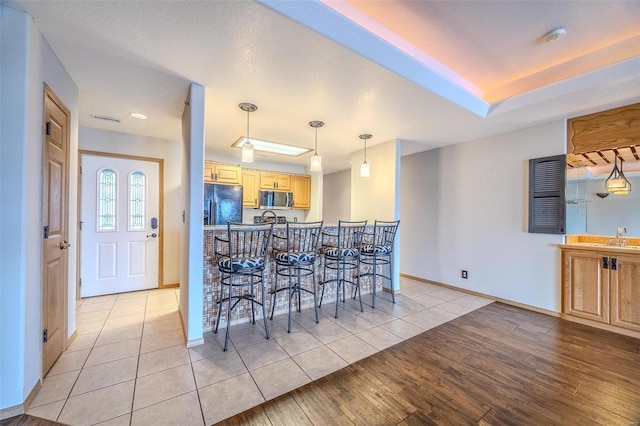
[336,220,367,249]
[372,220,400,247]
[226,222,274,260]
[282,221,324,253]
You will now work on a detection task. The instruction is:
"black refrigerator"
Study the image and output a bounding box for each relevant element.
[204,184,243,225]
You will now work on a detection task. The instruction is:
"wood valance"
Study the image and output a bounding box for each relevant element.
[567,103,640,154]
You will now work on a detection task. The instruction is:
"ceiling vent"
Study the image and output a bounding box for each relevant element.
[91,114,121,123]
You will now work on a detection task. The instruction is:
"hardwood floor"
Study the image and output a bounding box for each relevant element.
[218,302,640,425]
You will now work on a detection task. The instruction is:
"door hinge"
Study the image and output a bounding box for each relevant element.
[79,221,83,231]
[43,226,49,239]
[43,329,48,343]
[46,122,51,136]
[79,278,82,287]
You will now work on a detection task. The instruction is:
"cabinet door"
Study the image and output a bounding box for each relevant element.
[242,170,260,208]
[291,175,310,209]
[215,165,242,185]
[260,173,290,190]
[610,254,640,331]
[562,250,609,323]
[204,162,215,183]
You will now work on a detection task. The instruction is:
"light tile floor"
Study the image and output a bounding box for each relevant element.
[28,277,492,425]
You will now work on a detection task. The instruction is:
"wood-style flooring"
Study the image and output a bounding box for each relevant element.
[218,302,640,425]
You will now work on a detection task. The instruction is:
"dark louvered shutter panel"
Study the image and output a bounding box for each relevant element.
[528,154,566,234]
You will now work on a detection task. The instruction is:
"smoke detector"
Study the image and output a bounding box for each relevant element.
[543,27,566,43]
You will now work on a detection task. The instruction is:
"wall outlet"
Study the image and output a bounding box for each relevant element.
[461,270,468,279]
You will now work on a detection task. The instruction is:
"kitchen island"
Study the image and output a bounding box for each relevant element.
[202,225,385,331]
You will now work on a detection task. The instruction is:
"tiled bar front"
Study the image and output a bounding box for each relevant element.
[203,225,384,331]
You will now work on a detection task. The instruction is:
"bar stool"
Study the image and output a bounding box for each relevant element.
[358,220,399,308]
[319,220,367,318]
[214,222,274,351]
[270,221,323,333]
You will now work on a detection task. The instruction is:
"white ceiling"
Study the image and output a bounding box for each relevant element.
[5,0,640,173]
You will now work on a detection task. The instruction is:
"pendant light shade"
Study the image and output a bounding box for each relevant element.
[605,156,631,195]
[309,121,324,172]
[239,102,257,163]
[359,134,372,178]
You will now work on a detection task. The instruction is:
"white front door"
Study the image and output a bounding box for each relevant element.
[80,154,160,297]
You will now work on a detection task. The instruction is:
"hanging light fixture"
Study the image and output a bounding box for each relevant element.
[605,155,632,195]
[309,121,324,172]
[359,134,372,178]
[239,102,257,163]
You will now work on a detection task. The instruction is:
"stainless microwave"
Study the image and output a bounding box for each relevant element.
[259,190,293,209]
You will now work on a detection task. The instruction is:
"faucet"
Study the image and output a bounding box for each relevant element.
[260,210,277,223]
[615,226,627,245]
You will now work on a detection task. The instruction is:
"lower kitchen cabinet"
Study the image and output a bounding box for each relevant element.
[562,249,609,323]
[610,253,640,331]
[562,247,640,332]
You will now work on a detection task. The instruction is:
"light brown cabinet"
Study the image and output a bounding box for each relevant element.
[242,170,260,208]
[204,162,242,184]
[290,175,311,209]
[610,253,640,331]
[562,247,640,332]
[260,173,290,190]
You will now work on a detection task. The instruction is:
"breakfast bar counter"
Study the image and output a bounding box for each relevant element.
[202,225,383,331]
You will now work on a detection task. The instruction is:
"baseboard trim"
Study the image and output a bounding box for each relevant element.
[160,282,180,289]
[560,314,640,339]
[0,381,41,420]
[400,273,560,318]
[66,330,77,350]
[186,337,205,348]
[23,380,41,413]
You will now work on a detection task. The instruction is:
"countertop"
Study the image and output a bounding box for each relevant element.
[560,234,640,254]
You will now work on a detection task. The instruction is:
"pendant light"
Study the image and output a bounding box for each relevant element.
[605,155,631,195]
[309,121,324,172]
[239,102,257,163]
[359,134,371,178]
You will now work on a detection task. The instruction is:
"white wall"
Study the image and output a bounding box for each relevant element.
[1,6,79,411]
[350,140,401,222]
[400,121,566,312]
[322,169,351,224]
[181,83,205,346]
[79,127,182,284]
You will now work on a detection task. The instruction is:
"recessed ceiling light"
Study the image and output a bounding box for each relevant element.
[231,137,312,157]
[130,112,147,120]
[543,27,566,43]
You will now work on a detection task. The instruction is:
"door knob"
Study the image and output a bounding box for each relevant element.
[146,233,158,238]
[59,240,71,250]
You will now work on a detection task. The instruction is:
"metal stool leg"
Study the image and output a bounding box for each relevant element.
[261,271,270,340]
[224,278,232,352]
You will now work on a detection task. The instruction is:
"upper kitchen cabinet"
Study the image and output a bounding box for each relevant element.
[242,170,260,208]
[291,175,311,209]
[260,173,290,190]
[204,161,242,184]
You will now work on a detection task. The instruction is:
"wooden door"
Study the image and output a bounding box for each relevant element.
[242,170,260,208]
[562,249,609,323]
[610,253,640,331]
[80,154,160,297]
[42,86,70,376]
[291,175,311,209]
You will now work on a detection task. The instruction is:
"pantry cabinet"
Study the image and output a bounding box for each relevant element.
[290,175,311,209]
[242,170,260,208]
